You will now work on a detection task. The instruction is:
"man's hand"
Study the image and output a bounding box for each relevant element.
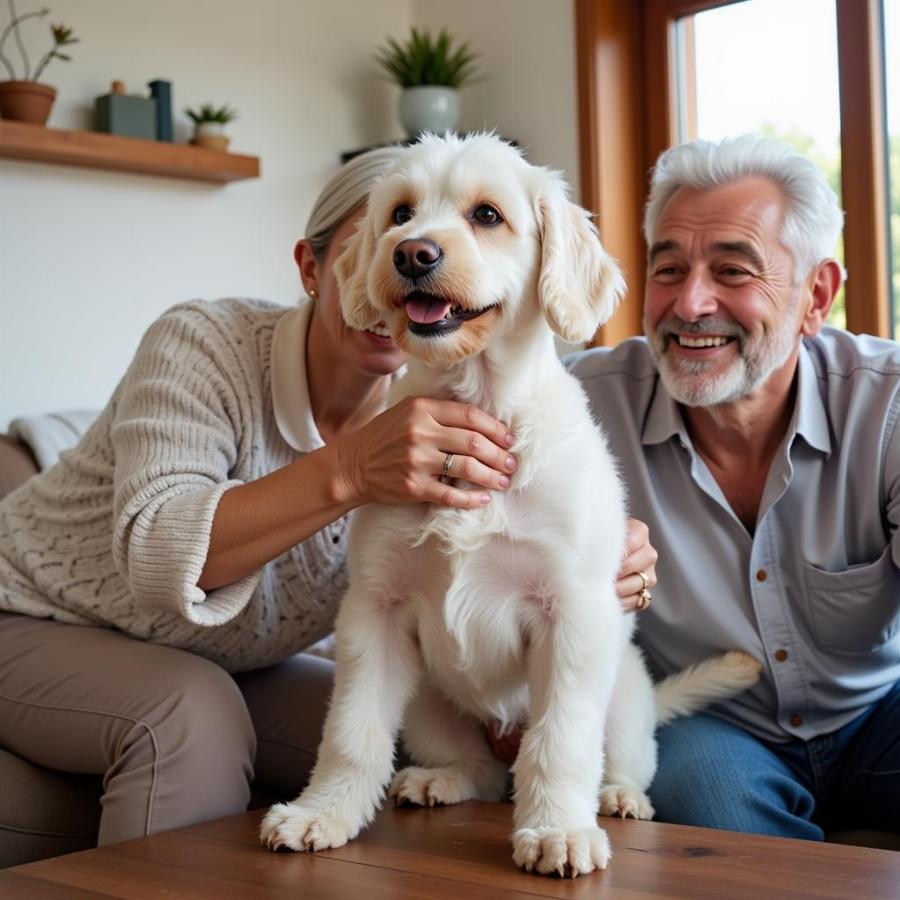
[616,518,658,612]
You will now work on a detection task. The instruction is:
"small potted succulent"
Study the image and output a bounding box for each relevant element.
[0,3,78,125]
[375,27,478,137]
[185,101,237,152]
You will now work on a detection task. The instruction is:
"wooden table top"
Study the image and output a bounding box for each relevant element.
[3,802,899,899]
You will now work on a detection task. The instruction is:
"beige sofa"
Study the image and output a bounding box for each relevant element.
[0,432,896,867]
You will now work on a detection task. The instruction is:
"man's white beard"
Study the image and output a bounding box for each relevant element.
[647,303,799,408]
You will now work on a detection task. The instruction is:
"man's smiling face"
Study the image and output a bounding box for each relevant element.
[643,176,803,408]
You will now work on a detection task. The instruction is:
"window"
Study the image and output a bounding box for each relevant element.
[672,0,846,327]
[886,0,900,337]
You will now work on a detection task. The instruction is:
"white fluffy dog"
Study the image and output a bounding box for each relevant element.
[261,134,759,876]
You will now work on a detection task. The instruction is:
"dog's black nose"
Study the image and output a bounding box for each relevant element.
[393,239,442,281]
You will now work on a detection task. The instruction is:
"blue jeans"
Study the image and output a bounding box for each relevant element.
[649,681,900,840]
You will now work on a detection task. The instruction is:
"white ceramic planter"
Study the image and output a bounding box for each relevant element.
[399,86,459,137]
[194,121,226,138]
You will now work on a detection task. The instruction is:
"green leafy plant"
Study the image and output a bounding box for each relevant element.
[376,27,478,89]
[184,102,238,126]
[0,2,78,82]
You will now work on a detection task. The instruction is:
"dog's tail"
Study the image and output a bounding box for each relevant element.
[653,650,762,726]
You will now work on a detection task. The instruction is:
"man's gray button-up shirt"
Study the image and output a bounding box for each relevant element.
[567,326,900,742]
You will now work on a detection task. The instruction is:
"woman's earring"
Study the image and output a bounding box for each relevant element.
[308,287,318,299]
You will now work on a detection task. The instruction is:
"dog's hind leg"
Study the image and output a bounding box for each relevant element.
[599,642,657,820]
[260,587,420,852]
[390,683,508,806]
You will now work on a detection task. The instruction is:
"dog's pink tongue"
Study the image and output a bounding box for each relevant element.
[405,296,451,324]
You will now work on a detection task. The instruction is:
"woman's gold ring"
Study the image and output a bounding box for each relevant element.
[439,452,455,484]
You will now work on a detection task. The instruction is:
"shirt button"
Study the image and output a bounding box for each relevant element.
[756,569,768,582]
[774,649,788,662]
[790,714,803,727]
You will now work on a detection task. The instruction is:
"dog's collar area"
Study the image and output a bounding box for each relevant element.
[404,293,499,338]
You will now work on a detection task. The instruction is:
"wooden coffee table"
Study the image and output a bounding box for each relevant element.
[2,802,898,899]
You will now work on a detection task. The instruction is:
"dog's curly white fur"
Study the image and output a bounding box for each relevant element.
[260,134,760,876]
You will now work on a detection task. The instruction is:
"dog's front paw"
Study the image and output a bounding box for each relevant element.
[389,765,474,807]
[512,824,611,877]
[599,784,654,820]
[260,802,356,852]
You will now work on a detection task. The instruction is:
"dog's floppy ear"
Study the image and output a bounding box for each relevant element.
[333,214,381,331]
[536,174,626,343]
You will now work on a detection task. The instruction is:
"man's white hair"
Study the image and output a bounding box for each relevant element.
[643,135,844,281]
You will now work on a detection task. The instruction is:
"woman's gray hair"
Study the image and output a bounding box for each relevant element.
[643,135,844,281]
[305,146,408,259]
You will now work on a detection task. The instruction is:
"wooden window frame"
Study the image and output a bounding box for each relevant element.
[577,0,891,343]
[574,0,647,345]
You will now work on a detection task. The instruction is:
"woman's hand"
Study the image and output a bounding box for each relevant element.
[199,397,514,591]
[616,518,658,612]
[333,396,518,509]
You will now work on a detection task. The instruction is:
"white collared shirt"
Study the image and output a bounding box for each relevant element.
[272,299,406,453]
[270,299,325,454]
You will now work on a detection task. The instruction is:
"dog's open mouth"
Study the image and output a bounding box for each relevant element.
[404,291,499,338]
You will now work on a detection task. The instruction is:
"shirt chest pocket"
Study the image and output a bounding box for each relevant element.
[803,545,900,654]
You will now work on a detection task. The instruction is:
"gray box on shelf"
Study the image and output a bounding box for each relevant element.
[95,91,157,140]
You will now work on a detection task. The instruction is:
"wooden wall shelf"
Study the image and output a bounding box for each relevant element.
[0,120,260,183]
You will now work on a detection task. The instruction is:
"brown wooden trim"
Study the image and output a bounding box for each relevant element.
[576,0,647,345]
[836,0,890,336]
[642,1,678,181]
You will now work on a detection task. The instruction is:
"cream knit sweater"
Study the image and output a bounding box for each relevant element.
[0,299,349,672]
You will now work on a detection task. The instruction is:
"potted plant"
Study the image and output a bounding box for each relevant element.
[375,27,478,137]
[185,101,237,152]
[0,3,78,125]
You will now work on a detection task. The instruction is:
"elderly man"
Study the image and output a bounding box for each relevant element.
[568,135,900,840]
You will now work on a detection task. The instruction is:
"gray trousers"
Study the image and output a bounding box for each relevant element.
[0,612,333,845]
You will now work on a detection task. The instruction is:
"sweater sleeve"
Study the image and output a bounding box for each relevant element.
[110,303,262,625]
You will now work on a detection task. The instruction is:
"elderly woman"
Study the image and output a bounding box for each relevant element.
[0,146,656,844]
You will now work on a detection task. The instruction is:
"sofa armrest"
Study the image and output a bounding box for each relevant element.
[0,433,39,500]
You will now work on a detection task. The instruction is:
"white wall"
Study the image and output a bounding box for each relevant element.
[413,0,578,193]
[0,0,579,429]
[0,0,410,428]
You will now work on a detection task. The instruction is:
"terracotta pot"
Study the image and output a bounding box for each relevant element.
[191,134,230,153]
[0,81,57,125]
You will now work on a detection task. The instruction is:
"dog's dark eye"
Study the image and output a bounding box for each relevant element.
[472,204,502,226]
[392,204,414,226]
